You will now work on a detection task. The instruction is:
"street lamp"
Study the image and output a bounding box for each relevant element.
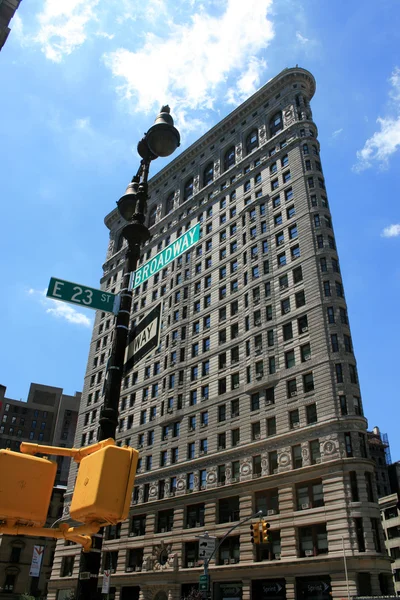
[76,106,180,600]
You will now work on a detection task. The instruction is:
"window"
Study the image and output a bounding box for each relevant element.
[224,146,235,171]
[344,432,353,457]
[269,112,282,136]
[295,290,305,307]
[327,306,335,324]
[61,555,75,577]
[301,343,311,362]
[157,509,174,533]
[266,416,276,437]
[354,517,365,552]
[371,518,381,552]
[323,281,331,297]
[298,524,328,557]
[285,349,295,369]
[165,192,174,215]
[283,322,293,341]
[349,471,359,501]
[231,428,240,447]
[296,480,324,511]
[184,177,194,201]
[203,162,214,187]
[246,129,258,153]
[349,364,358,384]
[335,363,343,383]
[218,404,226,422]
[251,393,260,411]
[218,496,240,523]
[290,409,300,429]
[303,372,314,392]
[292,444,302,469]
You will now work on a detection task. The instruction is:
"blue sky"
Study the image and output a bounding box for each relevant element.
[1,0,400,457]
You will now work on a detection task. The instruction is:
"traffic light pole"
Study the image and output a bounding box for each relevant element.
[75,107,180,600]
[75,190,149,600]
[202,510,262,600]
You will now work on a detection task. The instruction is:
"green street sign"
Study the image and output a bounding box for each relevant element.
[129,223,200,290]
[46,277,119,314]
[199,574,209,591]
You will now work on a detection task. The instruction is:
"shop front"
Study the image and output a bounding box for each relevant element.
[213,581,243,600]
[296,577,331,600]
[251,578,286,600]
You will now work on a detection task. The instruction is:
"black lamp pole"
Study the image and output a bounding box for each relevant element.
[75,106,180,600]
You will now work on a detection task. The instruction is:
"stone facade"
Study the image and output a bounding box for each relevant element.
[49,67,393,600]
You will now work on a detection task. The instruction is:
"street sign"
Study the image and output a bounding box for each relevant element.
[124,302,163,372]
[29,545,45,577]
[47,277,119,314]
[129,223,200,290]
[198,535,216,560]
[101,570,111,594]
[199,574,210,592]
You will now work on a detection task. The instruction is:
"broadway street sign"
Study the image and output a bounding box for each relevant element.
[129,223,200,290]
[47,277,119,315]
[124,302,163,371]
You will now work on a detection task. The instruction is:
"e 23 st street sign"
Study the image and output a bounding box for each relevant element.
[129,223,200,290]
[46,277,119,314]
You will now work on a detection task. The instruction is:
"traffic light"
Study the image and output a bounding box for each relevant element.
[70,443,139,524]
[0,449,57,526]
[261,520,271,543]
[250,522,261,545]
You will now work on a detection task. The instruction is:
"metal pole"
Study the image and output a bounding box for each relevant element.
[342,535,351,600]
[203,510,263,599]
[75,173,151,600]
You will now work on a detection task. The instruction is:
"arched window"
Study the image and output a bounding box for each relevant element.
[148,205,157,227]
[165,192,175,215]
[183,177,194,202]
[246,129,258,154]
[269,112,283,137]
[203,162,214,187]
[223,146,235,171]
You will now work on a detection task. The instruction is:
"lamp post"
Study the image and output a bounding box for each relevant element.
[75,106,180,600]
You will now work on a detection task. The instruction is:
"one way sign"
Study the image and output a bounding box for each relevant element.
[124,302,163,372]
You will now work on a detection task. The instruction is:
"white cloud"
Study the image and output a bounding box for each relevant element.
[296,31,309,44]
[27,288,92,327]
[381,224,400,238]
[332,128,343,138]
[354,67,400,172]
[33,0,100,62]
[104,0,274,116]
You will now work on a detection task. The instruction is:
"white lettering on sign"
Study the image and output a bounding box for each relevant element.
[131,223,200,289]
[126,317,158,360]
[52,280,64,298]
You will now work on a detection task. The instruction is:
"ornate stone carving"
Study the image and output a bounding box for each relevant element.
[214,160,220,174]
[176,477,185,491]
[236,144,242,157]
[323,441,335,455]
[207,470,216,484]
[193,174,200,193]
[259,125,266,140]
[279,452,290,467]
[106,238,114,259]
[149,484,158,498]
[240,461,251,476]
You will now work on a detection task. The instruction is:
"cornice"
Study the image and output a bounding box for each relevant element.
[104,67,315,232]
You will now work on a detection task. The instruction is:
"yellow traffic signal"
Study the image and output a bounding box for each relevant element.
[70,444,139,524]
[261,520,271,543]
[0,450,57,526]
[250,522,261,545]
